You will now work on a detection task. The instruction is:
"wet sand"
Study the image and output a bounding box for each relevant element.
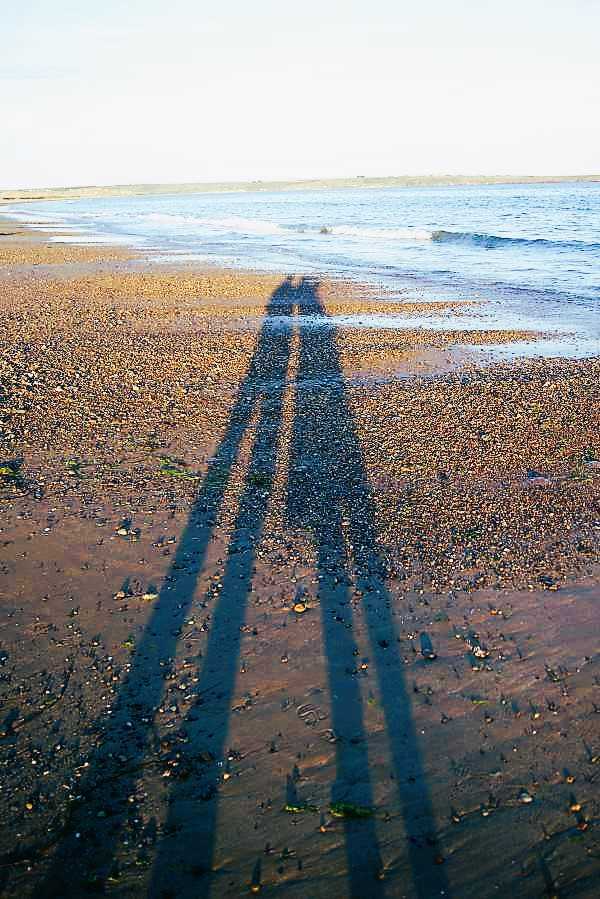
[1,224,599,898]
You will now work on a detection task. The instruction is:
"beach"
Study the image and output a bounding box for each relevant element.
[1,221,599,897]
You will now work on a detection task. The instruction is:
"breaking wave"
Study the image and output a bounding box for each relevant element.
[143,213,287,235]
[430,229,600,250]
[11,205,597,253]
[328,224,433,241]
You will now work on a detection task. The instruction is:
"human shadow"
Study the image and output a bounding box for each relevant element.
[35,276,448,899]
[286,280,385,897]
[287,279,449,898]
[147,283,299,895]
[148,279,387,899]
[34,278,296,897]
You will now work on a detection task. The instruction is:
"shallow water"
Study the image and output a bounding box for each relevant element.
[256,313,600,367]
[3,181,599,357]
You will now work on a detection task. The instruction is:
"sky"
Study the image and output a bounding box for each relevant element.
[1,0,599,188]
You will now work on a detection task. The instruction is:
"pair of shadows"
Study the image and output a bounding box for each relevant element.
[34,278,448,899]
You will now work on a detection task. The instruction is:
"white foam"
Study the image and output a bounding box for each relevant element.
[142,213,286,235]
[331,224,434,241]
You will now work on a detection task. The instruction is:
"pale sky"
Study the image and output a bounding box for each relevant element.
[2,0,599,189]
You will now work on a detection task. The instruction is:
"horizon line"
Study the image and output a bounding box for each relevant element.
[2,172,599,201]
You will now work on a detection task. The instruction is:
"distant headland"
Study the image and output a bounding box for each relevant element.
[2,173,598,203]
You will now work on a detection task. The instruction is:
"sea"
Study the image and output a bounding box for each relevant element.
[3,181,599,360]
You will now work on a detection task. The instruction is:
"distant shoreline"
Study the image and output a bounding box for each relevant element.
[1,173,599,203]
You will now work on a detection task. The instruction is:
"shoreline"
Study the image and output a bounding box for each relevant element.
[2,174,599,204]
[3,191,599,368]
[2,210,597,369]
[1,223,599,897]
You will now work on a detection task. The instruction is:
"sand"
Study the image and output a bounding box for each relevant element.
[0,223,599,898]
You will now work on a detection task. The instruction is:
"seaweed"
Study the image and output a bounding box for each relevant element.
[283,802,319,814]
[0,459,26,490]
[157,455,201,480]
[329,801,374,819]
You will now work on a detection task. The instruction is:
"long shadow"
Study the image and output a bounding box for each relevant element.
[147,286,298,896]
[287,280,386,897]
[34,278,296,897]
[288,279,450,898]
[148,279,386,899]
[35,276,448,899]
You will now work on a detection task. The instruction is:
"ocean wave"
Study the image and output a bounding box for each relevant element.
[143,213,286,235]
[139,216,435,240]
[9,203,598,255]
[329,224,434,241]
[430,229,600,250]
[297,224,599,250]
[315,223,599,250]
